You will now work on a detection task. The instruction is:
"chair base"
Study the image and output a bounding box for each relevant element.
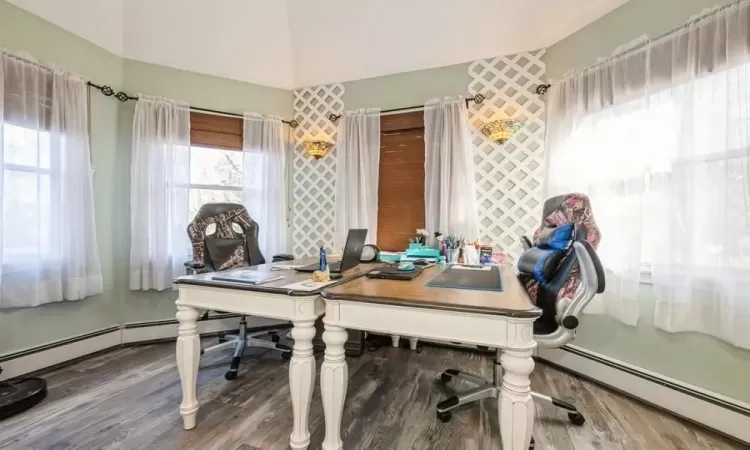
[200,317,291,380]
[436,351,586,429]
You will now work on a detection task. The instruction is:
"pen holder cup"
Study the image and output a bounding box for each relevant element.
[445,248,459,264]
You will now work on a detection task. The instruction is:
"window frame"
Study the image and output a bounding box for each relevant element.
[2,123,57,265]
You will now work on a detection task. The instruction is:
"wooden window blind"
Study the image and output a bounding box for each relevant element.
[377,111,426,252]
[189,112,243,150]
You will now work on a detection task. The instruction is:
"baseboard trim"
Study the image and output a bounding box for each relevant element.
[122,312,242,329]
[0,326,122,381]
[537,345,750,445]
[0,316,287,380]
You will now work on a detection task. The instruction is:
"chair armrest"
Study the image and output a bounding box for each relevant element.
[535,240,604,349]
[184,261,209,275]
[561,241,603,321]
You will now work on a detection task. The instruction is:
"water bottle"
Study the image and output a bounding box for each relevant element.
[319,246,327,272]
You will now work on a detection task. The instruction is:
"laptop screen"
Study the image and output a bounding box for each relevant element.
[339,229,368,272]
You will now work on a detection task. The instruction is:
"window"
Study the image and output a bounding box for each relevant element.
[187,112,245,222]
[549,63,750,275]
[2,123,53,264]
[186,145,243,222]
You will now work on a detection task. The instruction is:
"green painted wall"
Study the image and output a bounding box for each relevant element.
[342,63,471,110]
[545,0,735,79]
[544,0,750,404]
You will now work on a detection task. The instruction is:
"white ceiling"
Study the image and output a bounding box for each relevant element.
[7,0,629,89]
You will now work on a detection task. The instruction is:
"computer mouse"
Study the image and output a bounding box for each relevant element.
[413,259,430,267]
[398,262,416,271]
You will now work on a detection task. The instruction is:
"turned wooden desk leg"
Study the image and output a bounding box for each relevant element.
[176,305,200,430]
[499,348,535,450]
[391,335,400,348]
[289,319,316,449]
[408,337,419,351]
[321,323,348,450]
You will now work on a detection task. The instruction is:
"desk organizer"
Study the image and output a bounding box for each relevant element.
[405,243,441,259]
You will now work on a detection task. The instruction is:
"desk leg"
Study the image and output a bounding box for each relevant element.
[321,324,348,450]
[391,335,400,348]
[499,348,535,450]
[176,305,200,430]
[289,319,316,449]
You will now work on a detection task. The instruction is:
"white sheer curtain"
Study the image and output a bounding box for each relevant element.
[545,0,750,347]
[334,108,380,249]
[129,95,191,291]
[243,113,287,259]
[0,49,102,309]
[424,97,479,239]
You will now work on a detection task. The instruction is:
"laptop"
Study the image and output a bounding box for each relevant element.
[294,229,368,273]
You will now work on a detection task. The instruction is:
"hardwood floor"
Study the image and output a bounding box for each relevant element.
[0,340,743,450]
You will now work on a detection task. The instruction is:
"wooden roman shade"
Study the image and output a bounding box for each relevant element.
[377,111,426,252]
[190,112,243,150]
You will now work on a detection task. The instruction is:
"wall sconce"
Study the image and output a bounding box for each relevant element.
[480,119,524,144]
[302,140,334,159]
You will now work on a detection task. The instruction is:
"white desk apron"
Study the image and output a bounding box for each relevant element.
[318,264,542,450]
[174,263,373,450]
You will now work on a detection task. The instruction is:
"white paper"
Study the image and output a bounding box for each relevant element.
[271,264,305,270]
[282,279,338,292]
[463,245,480,265]
[451,264,491,271]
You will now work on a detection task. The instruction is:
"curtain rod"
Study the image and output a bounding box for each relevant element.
[538,0,747,94]
[327,93,488,123]
[87,82,300,128]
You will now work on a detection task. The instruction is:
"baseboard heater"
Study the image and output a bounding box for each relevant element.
[537,345,750,445]
[0,314,281,381]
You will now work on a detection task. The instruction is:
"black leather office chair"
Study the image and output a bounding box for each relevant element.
[185,203,293,380]
[437,193,605,428]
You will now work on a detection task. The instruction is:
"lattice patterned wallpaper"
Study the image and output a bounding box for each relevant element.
[291,84,344,256]
[468,50,546,261]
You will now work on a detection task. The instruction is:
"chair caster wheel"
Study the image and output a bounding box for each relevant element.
[225,371,238,380]
[440,373,452,383]
[437,410,452,422]
[271,334,280,343]
[568,412,585,426]
[281,351,292,361]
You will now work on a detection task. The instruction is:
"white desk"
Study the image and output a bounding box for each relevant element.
[319,264,542,450]
[173,262,373,449]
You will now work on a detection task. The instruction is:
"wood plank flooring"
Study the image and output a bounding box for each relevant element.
[0,340,743,450]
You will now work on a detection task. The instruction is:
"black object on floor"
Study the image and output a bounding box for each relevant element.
[0,367,47,420]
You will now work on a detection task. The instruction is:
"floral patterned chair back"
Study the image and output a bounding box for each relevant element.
[521,193,601,334]
[186,203,265,272]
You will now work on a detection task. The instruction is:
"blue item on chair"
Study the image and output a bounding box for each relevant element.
[536,223,574,251]
[517,247,564,283]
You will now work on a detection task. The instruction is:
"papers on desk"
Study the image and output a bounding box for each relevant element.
[211,271,284,285]
[271,264,305,270]
[282,279,339,292]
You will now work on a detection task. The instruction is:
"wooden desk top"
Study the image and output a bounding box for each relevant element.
[174,258,383,296]
[321,264,541,318]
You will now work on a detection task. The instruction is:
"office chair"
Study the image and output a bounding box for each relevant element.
[185,203,293,380]
[436,193,605,428]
